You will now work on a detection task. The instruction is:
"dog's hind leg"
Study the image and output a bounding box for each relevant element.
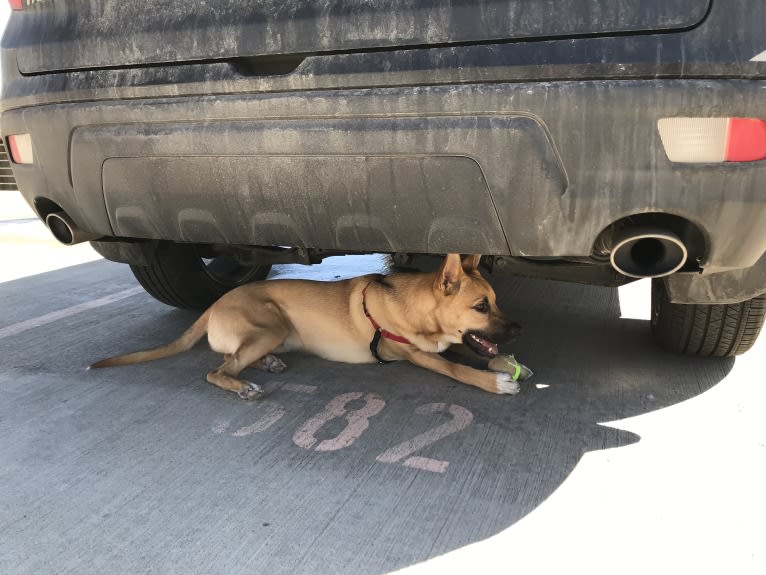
[251,354,287,373]
[206,331,288,399]
[227,353,285,372]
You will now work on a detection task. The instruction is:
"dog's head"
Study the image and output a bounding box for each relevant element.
[431,254,522,356]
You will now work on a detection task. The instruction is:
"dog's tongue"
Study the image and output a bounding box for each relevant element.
[471,334,499,357]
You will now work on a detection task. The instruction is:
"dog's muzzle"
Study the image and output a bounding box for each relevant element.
[463,332,499,357]
[463,320,521,358]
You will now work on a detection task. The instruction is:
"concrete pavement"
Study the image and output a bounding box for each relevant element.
[0,222,764,574]
[0,191,35,222]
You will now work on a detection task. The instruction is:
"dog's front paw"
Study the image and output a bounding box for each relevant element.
[494,372,521,395]
[237,382,264,400]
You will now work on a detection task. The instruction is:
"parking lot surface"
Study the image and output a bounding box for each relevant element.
[1,219,764,574]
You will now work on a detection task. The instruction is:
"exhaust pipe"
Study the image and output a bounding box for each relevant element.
[45,211,100,245]
[609,227,688,279]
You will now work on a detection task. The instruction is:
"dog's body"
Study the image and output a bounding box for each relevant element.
[92,254,522,397]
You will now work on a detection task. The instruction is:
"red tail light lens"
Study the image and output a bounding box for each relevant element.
[9,0,24,10]
[726,118,766,163]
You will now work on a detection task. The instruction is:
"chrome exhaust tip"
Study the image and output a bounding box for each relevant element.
[609,228,688,279]
[45,211,100,245]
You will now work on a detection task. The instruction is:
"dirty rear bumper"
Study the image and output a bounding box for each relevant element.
[3,78,766,302]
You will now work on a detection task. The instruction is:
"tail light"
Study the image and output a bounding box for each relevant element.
[658,117,766,163]
[9,0,24,10]
[7,134,34,164]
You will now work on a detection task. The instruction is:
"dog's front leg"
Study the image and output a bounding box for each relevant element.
[405,350,520,395]
[440,343,490,369]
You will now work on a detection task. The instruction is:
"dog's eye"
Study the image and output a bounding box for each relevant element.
[473,300,489,314]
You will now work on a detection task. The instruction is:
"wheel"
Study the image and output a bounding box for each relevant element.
[651,278,766,357]
[130,242,271,310]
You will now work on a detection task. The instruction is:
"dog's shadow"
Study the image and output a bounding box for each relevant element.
[150,263,731,573]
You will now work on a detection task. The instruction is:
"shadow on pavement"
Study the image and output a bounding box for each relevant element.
[0,257,734,574]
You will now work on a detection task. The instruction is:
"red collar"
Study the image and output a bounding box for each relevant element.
[362,283,411,345]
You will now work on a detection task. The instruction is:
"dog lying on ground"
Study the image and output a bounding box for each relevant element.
[91,254,522,397]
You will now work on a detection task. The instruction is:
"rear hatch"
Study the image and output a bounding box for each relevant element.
[8,0,710,75]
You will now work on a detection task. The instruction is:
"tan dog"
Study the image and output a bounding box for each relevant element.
[91,254,522,397]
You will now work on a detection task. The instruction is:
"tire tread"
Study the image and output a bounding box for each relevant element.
[129,243,270,310]
[652,279,766,357]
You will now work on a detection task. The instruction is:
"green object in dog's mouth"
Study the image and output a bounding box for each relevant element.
[464,332,499,357]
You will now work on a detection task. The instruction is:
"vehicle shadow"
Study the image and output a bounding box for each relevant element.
[0,258,734,575]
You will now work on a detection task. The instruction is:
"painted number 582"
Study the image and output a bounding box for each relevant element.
[213,389,474,474]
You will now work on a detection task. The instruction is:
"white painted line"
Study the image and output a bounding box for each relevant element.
[211,421,230,434]
[232,402,287,436]
[260,381,318,395]
[751,49,766,62]
[282,383,318,394]
[403,456,449,474]
[0,286,144,340]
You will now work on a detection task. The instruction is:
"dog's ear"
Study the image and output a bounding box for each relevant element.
[436,253,464,295]
[462,254,481,272]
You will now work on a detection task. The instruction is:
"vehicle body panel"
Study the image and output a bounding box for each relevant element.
[8,0,710,74]
[2,0,765,304]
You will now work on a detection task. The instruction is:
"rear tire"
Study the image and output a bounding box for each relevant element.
[130,242,271,310]
[651,278,766,357]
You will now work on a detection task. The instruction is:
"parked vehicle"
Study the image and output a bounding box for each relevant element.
[3,0,765,355]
